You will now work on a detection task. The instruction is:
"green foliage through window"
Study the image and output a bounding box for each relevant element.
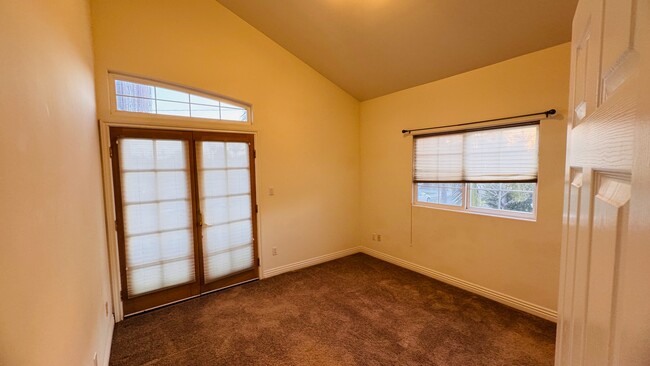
[468,183,535,213]
[415,182,536,218]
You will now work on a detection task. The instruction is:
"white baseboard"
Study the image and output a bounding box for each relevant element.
[359,246,558,322]
[256,245,556,321]
[102,315,115,366]
[262,247,362,278]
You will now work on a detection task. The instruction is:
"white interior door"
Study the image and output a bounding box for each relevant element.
[555,0,650,365]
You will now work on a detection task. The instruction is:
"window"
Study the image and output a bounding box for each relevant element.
[413,123,539,219]
[416,183,463,206]
[468,183,535,213]
[109,73,250,123]
[415,182,537,217]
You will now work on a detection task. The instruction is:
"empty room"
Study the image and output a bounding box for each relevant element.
[1,0,649,365]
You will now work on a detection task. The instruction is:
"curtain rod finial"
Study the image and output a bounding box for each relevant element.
[547,109,557,117]
[402,129,409,134]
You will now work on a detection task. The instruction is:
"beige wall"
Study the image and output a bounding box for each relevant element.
[89,0,360,272]
[360,44,571,311]
[0,0,113,365]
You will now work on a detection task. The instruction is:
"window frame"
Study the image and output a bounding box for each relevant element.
[108,72,253,125]
[412,182,538,221]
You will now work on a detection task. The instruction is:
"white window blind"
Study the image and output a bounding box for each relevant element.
[119,138,196,296]
[414,123,539,183]
[197,141,254,282]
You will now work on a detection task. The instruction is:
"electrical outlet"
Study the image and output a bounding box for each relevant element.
[272,247,278,256]
[269,187,275,196]
[377,234,382,242]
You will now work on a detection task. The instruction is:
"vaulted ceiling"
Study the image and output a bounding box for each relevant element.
[217,0,578,101]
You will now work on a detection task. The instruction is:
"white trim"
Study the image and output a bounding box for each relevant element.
[101,117,257,134]
[262,247,361,278]
[101,315,115,366]
[359,246,558,322]
[98,121,123,321]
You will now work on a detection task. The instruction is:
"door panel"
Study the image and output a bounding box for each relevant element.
[572,29,592,123]
[120,138,196,296]
[111,129,201,315]
[557,170,582,365]
[556,0,649,364]
[194,132,259,293]
[569,169,593,366]
[583,173,630,366]
[600,0,638,102]
[571,0,603,125]
[197,141,255,281]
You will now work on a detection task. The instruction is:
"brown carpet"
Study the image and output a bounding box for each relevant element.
[109,253,556,365]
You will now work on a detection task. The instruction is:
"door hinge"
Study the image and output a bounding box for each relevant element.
[114,220,118,230]
[109,146,113,158]
[255,204,259,213]
[256,258,260,267]
[253,150,256,159]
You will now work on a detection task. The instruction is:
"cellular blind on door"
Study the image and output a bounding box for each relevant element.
[414,123,540,183]
[197,141,255,282]
[119,138,196,296]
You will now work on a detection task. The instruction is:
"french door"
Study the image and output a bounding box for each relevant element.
[110,128,259,315]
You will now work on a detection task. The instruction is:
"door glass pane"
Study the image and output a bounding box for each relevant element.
[197,141,255,282]
[119,138,195,296]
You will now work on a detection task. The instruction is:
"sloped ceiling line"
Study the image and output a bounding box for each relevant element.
[217,0,578,101]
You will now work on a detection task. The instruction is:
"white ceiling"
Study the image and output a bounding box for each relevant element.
[217,0,579,101]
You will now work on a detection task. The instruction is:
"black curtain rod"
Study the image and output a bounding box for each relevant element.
[401,109,556,134]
